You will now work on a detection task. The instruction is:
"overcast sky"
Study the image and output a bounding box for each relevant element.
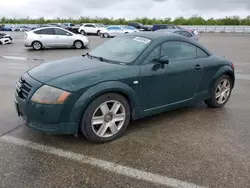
[1,0,250,19]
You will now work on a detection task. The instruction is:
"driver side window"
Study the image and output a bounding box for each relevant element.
[143,46,160,64]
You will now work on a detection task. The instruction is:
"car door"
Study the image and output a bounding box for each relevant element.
[35,28,56,47]
[88,24,96,34]
[161,41,204,104]
[114,27,123,36]
[139,46,167,110]
[83,24,94,34]
[54,28,73,47]
[107,26,116,36]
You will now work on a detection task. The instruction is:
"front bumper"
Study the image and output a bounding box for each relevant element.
[14,73,79,134]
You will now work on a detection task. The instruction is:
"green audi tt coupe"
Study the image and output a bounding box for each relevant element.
[14,32,235,143]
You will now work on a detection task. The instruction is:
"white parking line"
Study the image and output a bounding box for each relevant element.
[0,135,206,188]
[0,55,43,61]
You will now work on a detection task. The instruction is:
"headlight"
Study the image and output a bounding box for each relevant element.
[31,85,71,104]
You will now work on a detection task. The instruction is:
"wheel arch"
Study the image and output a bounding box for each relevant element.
[31,40,42,46]
[70,81,142,129]
[209,65,235,93]
[73,40,84,47]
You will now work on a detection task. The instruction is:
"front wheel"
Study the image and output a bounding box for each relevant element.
[205,75,232,108]
[103,33,109,38]
[74,40,83,49]
[80,93,131,143]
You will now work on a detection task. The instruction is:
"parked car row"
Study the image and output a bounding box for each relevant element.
[1,22,199,49]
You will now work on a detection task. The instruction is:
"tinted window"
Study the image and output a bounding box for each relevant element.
[35,28,54,35]
[161,41,197,61]
[180,31,193,37]
[84,24,95,27]
[174,31,181,35]
[70,24,75,26]
[166,25,175,29]
[197,48,209,58]
[159,25,166,29]
[54,28,68,35]
[143,46,160,64]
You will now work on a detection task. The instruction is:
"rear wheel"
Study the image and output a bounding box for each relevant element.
[80,93,131,143]
[80,30,86,35]
[205,75,232,108]
[97,30,101,36]
[32,41,42,50]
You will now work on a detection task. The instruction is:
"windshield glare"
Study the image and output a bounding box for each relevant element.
[89,36,152,64]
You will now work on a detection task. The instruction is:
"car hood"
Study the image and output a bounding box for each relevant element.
[28,56,139,91]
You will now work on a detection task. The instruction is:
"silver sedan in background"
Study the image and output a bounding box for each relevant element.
[100,26,139,38]
[156,29,199,40]
[24,27,89,50]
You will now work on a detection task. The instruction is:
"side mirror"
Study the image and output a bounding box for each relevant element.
[158,56,169,64]
[67,33,70,36]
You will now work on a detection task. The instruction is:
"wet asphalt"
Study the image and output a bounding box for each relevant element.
[0,32,249,188]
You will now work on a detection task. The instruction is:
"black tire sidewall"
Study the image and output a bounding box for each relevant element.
[207,74,232,108]
[80,93,131,143]
[104,33,109,38]
[81,30,85,35]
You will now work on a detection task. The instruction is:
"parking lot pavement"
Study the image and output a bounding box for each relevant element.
[0,33,250,188]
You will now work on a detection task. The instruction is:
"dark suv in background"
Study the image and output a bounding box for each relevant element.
[127,22,152,31]
[151,24,182,31]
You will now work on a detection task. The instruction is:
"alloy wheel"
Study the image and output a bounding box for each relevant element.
[91,100,126,138]
[103,33,109,38]
[75,41,83,49]
[215,79,231,104]
[33,42,41,50]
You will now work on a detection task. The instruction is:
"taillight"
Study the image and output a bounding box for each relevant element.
[231,62,235,70]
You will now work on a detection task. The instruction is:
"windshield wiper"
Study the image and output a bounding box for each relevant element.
[83,53,111,63]
[82,52,93,59]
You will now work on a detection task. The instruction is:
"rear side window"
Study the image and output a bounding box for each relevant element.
[180,31,193,38]
[34,28,54,35]
[161,41,197,61]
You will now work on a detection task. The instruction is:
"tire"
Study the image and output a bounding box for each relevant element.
[205,74,232,108]
[80,30,86,35]
[103,33,109,38]
[80,93,131,143]
[74,40,84,49]
[32,41,42,50]
[97,30,101,36]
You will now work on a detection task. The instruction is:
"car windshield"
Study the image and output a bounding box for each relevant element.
[89,35,152,64]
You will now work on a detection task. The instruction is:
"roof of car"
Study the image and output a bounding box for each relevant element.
[125,31,212,55]
[125,31,186,40]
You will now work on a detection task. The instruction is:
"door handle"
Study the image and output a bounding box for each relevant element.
[195,64,202,70]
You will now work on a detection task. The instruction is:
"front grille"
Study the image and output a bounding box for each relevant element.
[16,76,32,100]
